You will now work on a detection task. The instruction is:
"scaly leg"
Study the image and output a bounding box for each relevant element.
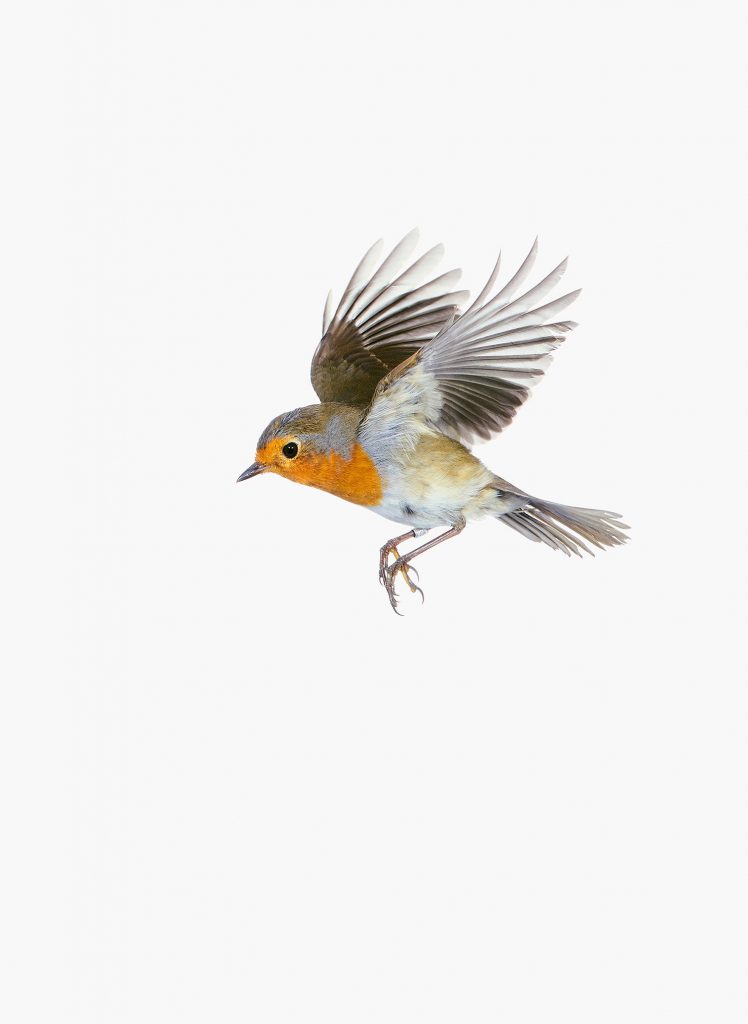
[381,520,465,613]
[379,529,420,594]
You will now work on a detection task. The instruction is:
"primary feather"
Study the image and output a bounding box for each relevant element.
[310,229,469,406]
[364,241,581,446]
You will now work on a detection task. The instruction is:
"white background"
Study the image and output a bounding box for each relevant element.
[2,1,747,1021]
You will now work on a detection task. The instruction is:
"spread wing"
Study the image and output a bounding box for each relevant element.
[361,241,580,446]
[310,229,469,405]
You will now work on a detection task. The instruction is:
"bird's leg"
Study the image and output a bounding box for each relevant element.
[379,530,417,589]
[379,529,424,613]
[383,520,466,613]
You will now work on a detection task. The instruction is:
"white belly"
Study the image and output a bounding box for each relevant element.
[366,493,450,530]
[359,413,502,530]
[366,457,499,530]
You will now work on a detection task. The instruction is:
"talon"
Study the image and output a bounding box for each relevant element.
[391,556,418,595]
[379,542,403,589]
[382,556,425,611]
[404,566,421,594]
[385,565,401,610]
[378,531,426,614]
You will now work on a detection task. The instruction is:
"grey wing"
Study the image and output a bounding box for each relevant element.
[364,240,581,446]
[310,229,469,406]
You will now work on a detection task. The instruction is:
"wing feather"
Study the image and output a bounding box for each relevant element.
[321,290,334,335]
[362,242,581,445]
[311,231,468,405]
[329,238,384,326]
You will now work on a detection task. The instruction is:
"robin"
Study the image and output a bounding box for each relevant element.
[238,229,627,612]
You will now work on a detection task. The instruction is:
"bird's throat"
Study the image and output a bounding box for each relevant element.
[286,443,382,506]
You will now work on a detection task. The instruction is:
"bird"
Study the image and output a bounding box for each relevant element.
[237,229,627,613]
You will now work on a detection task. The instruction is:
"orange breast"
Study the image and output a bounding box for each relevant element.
[288,443,382,506]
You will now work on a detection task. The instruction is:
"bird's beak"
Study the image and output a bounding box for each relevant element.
[236,462,267,482]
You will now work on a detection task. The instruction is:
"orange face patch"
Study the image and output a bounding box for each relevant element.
[256,438,382,506]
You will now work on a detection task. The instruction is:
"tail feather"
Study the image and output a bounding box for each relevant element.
[499,496,629,557]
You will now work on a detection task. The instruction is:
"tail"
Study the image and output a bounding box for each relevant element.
[498,494,629,557]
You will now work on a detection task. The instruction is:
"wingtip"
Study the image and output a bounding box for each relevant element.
[431,241,446,261]
[366,237,385,262]
[322,289,334,334]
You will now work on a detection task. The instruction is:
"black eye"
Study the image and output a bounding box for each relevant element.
[282,441,298,459]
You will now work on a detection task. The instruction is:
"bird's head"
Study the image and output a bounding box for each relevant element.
[236,402,374,490]
[236,405,324,484]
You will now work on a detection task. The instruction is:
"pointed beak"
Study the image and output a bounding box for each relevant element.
[236,462,267,482]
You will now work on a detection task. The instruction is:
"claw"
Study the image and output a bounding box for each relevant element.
[378,532,426,614]
[381,556,425,613]
[379,542,403,588]
[377,523,462,612]
[391,556,424,602]
[382,565,403,614]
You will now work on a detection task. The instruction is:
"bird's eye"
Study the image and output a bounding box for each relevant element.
[282,441,299,459]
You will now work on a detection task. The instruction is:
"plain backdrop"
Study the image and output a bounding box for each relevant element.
[2,1,747,1021]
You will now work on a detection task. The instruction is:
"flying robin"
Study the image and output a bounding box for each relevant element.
[238,229,627,612]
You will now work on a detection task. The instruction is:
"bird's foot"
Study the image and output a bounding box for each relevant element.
[379,543,416,588]
[381,553,424,613]
[378,535,424,613]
